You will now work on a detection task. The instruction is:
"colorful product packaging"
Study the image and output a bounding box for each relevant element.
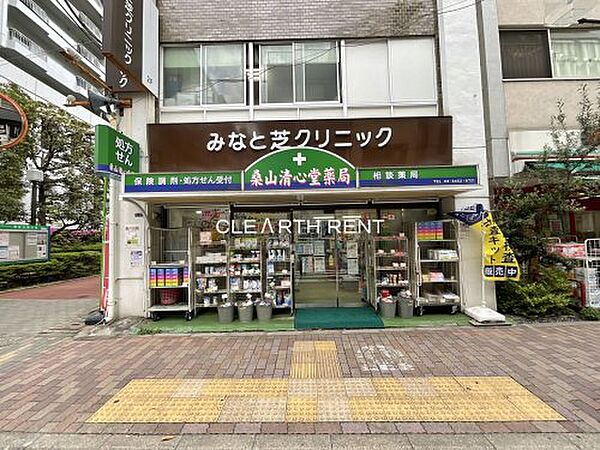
[149,268,157,288]
[156,268,165,287]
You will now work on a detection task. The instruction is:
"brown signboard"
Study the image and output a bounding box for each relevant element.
[103,0,159,96]
[148,117,453,172]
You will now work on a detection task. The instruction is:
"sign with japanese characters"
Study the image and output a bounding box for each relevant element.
[148,117,453,172]
[95,125,140,179]
[244,148,357,190]
[449,204,520,281]
[359,166,478,187]
[124,171,242,193]
[103,0,159,97]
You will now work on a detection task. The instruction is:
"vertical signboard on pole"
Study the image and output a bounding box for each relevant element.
[103,0,159,97]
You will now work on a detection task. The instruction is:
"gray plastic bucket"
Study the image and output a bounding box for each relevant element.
[217,305,234,323]
[380,300,397,318]
[256,304,273,322]
[399,298,414,318]
[238,305,254,322]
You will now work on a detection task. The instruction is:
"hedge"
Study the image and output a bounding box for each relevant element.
[51,242,103,253]
[0,251,101,291]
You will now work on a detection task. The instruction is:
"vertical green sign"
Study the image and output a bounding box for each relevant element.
[95,125,140,179]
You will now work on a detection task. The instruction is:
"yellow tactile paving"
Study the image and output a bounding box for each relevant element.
[87,340,564,424]
[290,340,342,379]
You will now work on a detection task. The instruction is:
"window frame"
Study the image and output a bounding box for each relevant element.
[500,27,600,82]
[257,40,341,107]
[161,42,247,109]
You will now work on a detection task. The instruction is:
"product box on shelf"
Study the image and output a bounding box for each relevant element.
[156,268,165,287]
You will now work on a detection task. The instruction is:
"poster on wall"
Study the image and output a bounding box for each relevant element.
[37,244,47,258]
[314,257,326,273]
[313,241,325,256]
[26,233,38,246]
[130,250,143,268]
[0,233,8,247]
[125,225,141,247]
[347,242,358,259]
[8,246,19,260]
[0,247,7,260]
[347,258,359,275]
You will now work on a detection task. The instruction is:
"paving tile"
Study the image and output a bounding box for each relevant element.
[0,432,40,449]
[31,433,109,449]
[409,434,494,449]
[566,433,600,450]
[332,434,412,449]
[260,423,287,434]
[485,433,580,450]
[254,434,331,450]
[176,434,254,450]
[340,422,369,434]
[368,423,397,434]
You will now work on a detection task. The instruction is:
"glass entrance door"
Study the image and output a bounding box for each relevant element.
[293,208,375,308]
[293,210,337,308]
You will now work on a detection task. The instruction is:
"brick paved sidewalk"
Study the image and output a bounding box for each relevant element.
[1,431,598,449]
[0,323,598,436]
[0,276,100,301]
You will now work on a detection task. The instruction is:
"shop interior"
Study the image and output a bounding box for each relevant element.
[145,202,463,324]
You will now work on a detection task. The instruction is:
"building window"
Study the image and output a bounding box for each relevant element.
[500,30,552,79]
[551,30,600,78]
[164,47,202,106]
[163,44,245,107]
[203,44,245,105]
[500,29,600,79]
[260,42,339,104]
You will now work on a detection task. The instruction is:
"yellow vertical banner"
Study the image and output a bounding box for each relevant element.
[449,206,520,281]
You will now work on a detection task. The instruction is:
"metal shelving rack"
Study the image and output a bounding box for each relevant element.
[415,220,461,315]
[193,238,229,312]
[229,237,263,302]
[371,235,410,310]
[147,227,193,321]
[265,235,293,311]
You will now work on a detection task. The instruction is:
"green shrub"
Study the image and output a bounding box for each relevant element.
[0,251,101,291]
[579,307,600,321]
[497,266,572,318]
[51,242,103,253]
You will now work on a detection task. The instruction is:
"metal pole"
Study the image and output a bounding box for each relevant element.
[30,181,37,226]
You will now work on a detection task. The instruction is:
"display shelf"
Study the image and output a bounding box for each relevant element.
[371,235,411,310]
[194,238,230,316]
[150,285,189,289]
[148,303,189,312]
[148,227,194,321]
[265,236,293,310]
[415,220,461,315]
[420,259,459,263]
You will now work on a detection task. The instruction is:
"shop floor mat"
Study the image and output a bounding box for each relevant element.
[294,307,384,330]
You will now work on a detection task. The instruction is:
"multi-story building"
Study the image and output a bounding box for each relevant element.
[486,0,600,237]
[0,0,105,125]
[108,0,499,322]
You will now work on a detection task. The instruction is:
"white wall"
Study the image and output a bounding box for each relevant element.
[438,0,496,310]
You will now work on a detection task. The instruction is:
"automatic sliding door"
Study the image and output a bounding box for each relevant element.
[293,210,337,308]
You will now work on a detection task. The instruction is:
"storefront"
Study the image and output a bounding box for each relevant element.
[120,116,483,321]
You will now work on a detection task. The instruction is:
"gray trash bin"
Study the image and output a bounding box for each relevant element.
[217,304,234,323]
[256,303,273,322]
[380,299,397,318]
[399,298,414,318]
[238,304,254,322]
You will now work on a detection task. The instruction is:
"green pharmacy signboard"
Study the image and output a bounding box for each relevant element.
[125,171,242,193]
[359,165,478,188]
[123,147,479,194]
[95,125,140,179]
[244,148,357,190]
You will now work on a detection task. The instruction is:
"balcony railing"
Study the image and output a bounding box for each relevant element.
[77,43,103,70]
[8,28,47,61]
[18,0,49,23]
[78,12,102,41]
